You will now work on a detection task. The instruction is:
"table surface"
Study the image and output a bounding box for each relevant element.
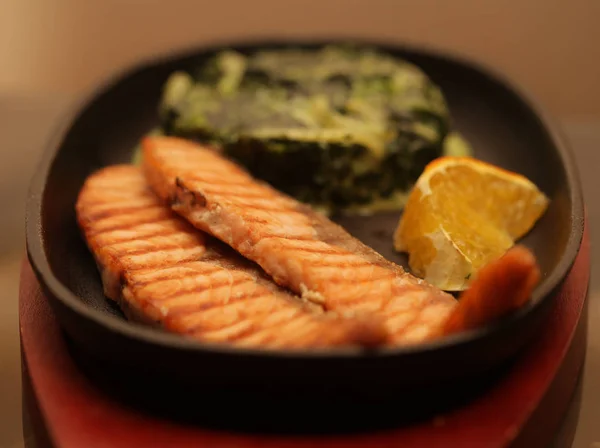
[1,94,599,448]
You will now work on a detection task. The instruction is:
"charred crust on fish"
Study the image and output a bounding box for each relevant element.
[172,177,207,208]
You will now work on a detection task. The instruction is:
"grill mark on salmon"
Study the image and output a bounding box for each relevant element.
[82,203,169,221]
[116,246,207,272]
[180,294,280,333]
[86,210,175,236]
[246,233,317,242]
[128,266,225,289]
[85,206,161,222]
[199,188,274,200]
[93,220,191,246]
[76,165,387,349]
[142,136,541,344]
[137,276,251,303]
[111,240,201,257]
[168,296,267,330]
[106,231,199,251]
[96,228,183,247]
[125,264,222,285]
[282,246,340,256]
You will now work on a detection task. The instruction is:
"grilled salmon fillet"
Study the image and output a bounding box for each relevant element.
[141,136,540,344]
[75,165,387,349]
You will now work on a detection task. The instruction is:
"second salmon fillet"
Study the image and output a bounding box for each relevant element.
[142,137,463,344]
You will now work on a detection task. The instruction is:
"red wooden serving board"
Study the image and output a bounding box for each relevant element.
[20,224,589,448]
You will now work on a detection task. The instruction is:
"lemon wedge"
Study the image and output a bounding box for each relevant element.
[394,156,549,291]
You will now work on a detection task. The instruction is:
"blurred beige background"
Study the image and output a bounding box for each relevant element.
[1,0,599,117]
[0,1,598,447]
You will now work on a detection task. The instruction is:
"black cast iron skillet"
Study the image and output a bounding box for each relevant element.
[26,38,584,433]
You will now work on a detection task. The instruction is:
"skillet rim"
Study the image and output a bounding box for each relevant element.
[25,36,585,359]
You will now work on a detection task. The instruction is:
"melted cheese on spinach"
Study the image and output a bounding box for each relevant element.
[153,45,471,214]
